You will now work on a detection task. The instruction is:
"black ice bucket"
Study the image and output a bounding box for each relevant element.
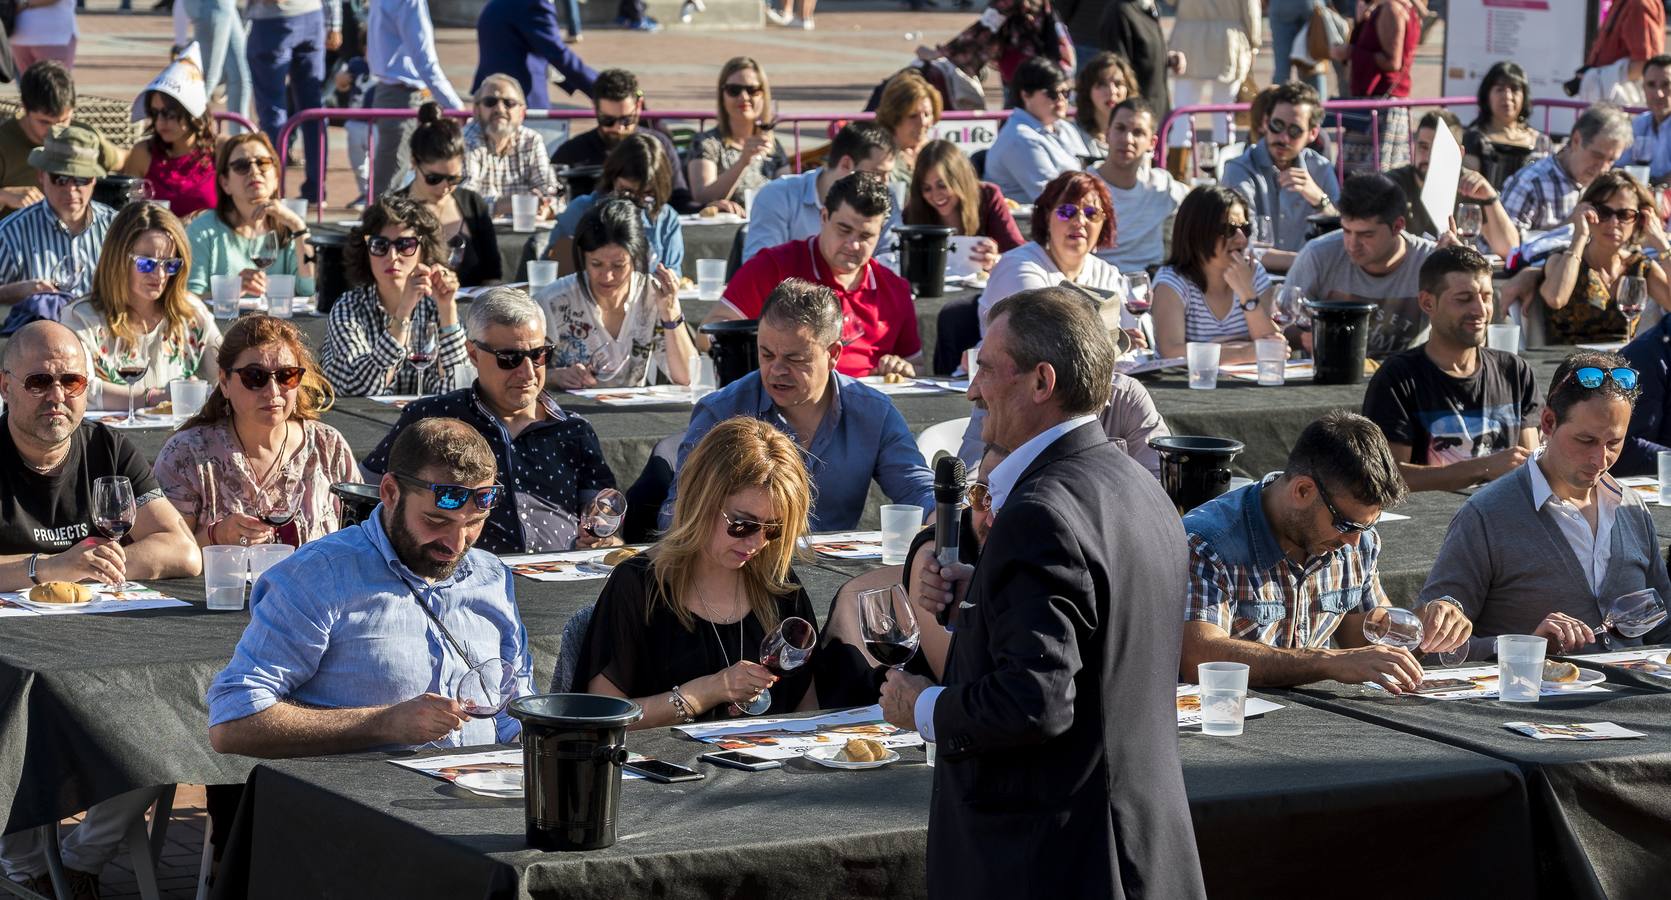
[1306,300,1378,385]
[698,318,760,387]
[509,694,642,851]
[894,224,954,298]
[1148,436,1245,514]
[308,228,354,313]
[328,482,381,528]
[93,175,143,209]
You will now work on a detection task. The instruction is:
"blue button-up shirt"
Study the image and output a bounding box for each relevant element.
[547,189,685,274]
[984,108,1091,204]
[659,370,935,531]
[1627,111,1671,183]
[741,166,904,263]
[207,506,535,748]
[367,0,464,108]
[1221,141,1341,252]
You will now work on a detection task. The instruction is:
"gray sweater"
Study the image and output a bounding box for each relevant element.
[1419,460,1671,660]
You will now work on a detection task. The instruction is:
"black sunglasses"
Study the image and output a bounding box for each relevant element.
[49,174,93,187]
[473,341,553,369]
[130,254,184,276]
[6,370,88,397]
[1556,365,1640,392]
[723,83,765,98]
[230,364,305,391]
[1267,117,1307,141]
[394,472,505,511]
[1036,86,1071,101]
[227,157,276,176]
[479,96,522,109]
[1222,220,1254,240]
[147,105,183,123]
[721,510,783,541]
[1593,205,1641,224]
[1314,479,1378,535]
[366,235,422,257]
[422,170,466,187]
[596,112,639,129]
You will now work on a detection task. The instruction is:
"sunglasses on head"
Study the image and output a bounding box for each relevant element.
[6,370,88,397]
[1222,220,1254,240]
[479,96,522,110]
[1053,203,1104,223]
[366,235,422,257]
[1267,117,1307,141]
[228,156,276,176]
[394,472,505,511]
[723,83,765,98]
[230,364,305,391]
[421,170,466,187]
[49,173,93,188]
[1557,365,1639,392]
[1593,205,1641,224]
[721,509,783,541]
[967,481,992,513]
[596,112,639,129]
[473,341,553,369]
[130,254,183,276]
[1314,479,1378,535]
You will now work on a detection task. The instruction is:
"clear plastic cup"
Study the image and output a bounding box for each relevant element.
[210,274,241,320]
[511,193,538,232]
[1658,451,1671,505]
[1627,164,1652,186]
[527,260,558,292]
[204,545,250,611]
[742,188,759,213]
[169,379,209,419]
[1197,661,1250,735]
[247,544,295,587]
[696,258,726,301]
[1496,634,1547,702]
[688,353,716,400]
[1486,323,1520,354]
[879,504,921,565]
[266,274,296,318]
[281,198,309,221]
[1187,342,1221,390]
[1255,337,1286,386]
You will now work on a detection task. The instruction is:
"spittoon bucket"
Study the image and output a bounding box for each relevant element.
[893,224,955,298]
[698,318,760,387]
[328,482,381,529]
[1148,436,1246,514]
[307,229,353,313]
[509,693,642,851]
[1306,301,1378,385]
[93,175,143,209]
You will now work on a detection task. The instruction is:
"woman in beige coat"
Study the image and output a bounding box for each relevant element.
[1167,0,1262,148]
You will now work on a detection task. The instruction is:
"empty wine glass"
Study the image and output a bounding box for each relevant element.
[1454,202,1483,241]
[581,488,626,541]
[92,476,135,591]
[840,310,867,348]
[114,334,152,426]
[1272,284,1310,330]
[1617,275,1648,338]
[52,256,86,295]
[1122,271,1152,317]
[1363,603,1468,667]
[455,656,519,719]
[857,584,920,670]
[735,616,817,716]
[445,231,468,269]
[1594,588,1668,648]
[406,321,439,396]
[1250,215,1274,265]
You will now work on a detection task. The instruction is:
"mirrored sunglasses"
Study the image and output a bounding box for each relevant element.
[721,510,783,540]
[130,254,184,276]
[1560,365,1639,392]
[1053,203,1104,223]
[395,473,505,511]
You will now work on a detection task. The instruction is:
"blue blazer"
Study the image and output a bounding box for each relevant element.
[471,0,598,109]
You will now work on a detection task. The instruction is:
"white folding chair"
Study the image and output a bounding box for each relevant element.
[915,417,971,467]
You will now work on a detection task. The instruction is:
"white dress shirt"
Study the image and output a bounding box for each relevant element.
[1526,450,1623,594]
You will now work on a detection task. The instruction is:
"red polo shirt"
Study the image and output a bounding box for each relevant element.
[720,236,921,377]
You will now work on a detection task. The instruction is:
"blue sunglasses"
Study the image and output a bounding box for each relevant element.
[1558,365,1639,392]
[130,254,183,276]
[394,473,504,511]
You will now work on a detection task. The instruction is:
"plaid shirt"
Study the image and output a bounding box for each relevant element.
[1500,152,1581,237]
[1182,474,1388,649]
[461,122,559,200]
[320,283,468,396]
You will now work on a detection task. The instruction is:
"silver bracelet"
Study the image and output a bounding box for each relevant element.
[668,685,695,723]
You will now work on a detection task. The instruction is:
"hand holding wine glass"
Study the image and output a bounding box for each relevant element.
[1122,272,1152,318]
[1364,604,1467,667]
[406,322,439,396]
[453,657,519,719]
[91,476,136,590]
[734,616,816,716]
[580,488,627,544]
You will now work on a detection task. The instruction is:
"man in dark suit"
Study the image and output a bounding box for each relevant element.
[881,286,1206,900]
[471,0,599,110]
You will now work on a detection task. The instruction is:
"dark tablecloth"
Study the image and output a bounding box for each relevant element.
[1278,680,1671,899]
[212,696,1533,900]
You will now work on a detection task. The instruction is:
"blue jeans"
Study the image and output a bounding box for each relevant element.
[558,0,582,35]
[1267,0,1328,97]
[249,10,326,199]
[186,0,251,130]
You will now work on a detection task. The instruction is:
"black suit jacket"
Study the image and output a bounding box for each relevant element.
[929,421,1204,900]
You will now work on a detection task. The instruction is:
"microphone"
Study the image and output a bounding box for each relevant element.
[932,456,966,628]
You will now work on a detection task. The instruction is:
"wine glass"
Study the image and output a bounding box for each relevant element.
[581,488,626,541]
[251,229,280,273]
[259,465,306,546]
[446,231,468,269]
[1122,271,1152,318]
[1195,141,1219,177]
[735,616,817,716]
[1363,603,1468,667]
[840,311,867,348]
[1272,284,1310,331]
[92,476,136,591]
[1249,215,1275,265]
[127,179,155,205]
[52,257,85,295]
[114,335,152,426]
[1616,275,1648,338]
[454,656,519,719]
[1593,588,1668,649]
[406,322,439,397]
[1454,202,1483,241]
[856,584,920,670]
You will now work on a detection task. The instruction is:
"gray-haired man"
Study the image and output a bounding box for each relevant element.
[1501,104,1634,236]
[362,287,618,553]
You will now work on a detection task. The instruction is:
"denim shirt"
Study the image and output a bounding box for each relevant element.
[207,506,535,748]
[1221,141,1340,252]
[548,189,685,274]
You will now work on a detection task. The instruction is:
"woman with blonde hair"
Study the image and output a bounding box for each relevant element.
[904,139,1024,273]
[687,57,788,213]
[152,315,356,547]
[578,416,820,729]
[64,201,222,412]
[875,70,943,179]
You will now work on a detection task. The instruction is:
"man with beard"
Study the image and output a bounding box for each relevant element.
[1091,97,1187,272]
[1363,246,1541,491]
[1222,80,1339,272]
[550,68,694,213]
[461,75,561,218]
[208,417,536,757]
[0,321,199,897]
[1386,110,1519,257]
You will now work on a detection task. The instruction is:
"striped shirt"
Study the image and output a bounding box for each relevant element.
[1182,473,1388,649]
[320,283,468,397]
[461,122,559,201]
[1155,263,1273,345]
[1500,152,1581,237]
[0,200,116,292]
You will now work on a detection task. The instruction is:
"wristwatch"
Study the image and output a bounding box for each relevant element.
[27,553,40,585]
[660,314,686,330]
[1238,296,1261,311]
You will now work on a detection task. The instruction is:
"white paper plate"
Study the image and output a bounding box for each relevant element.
[1543,668,1606,692]
[454,769,523,798]
[804,746,900,769]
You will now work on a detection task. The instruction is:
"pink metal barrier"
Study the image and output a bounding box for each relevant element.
[213,111,258,134]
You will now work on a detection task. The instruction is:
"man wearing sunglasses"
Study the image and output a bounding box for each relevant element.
[1423,353,1671,660]
[209,417,536,759]
[550,69,695,213]
[363,288,618,554]
[985,57,1092,206]
[0,61,123,214]
[461,75,561,219]
[1222,81,1339,272]
[1180,411,1470,692]
[0,123,117,304]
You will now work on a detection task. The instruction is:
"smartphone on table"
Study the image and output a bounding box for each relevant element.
[623,756,704,783]
[698,750,783,771]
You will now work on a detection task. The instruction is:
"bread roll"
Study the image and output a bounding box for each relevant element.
[29,581,93,605]
[839,738,885,762]
[1543,660,1580,684]
[603,547,640,566]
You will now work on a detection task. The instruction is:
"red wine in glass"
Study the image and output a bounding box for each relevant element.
[864,640,918,668]
[583,488,626,539]
[858,584,921,672]
[94,516,132,541]
[735,616,817,716]
[260,509,296,528]
[118,359,149,426]
[456,657,517,719]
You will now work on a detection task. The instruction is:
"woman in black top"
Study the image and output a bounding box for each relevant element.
[1461,62,1553,191]
[397,102,502,288]
[577,417,820,728]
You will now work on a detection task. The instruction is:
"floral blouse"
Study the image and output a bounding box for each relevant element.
[62,298,223,410]
[1549,252,1651,344]
[536,272,672,389]
[152,418,359,547]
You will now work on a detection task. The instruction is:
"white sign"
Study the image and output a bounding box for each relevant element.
[1441,0,1592,134]
[1421,121,1463,235]
[932,118,1006,153]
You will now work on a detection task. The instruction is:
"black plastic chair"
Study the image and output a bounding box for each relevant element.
[933,292,982,375]
[724,223,748,282]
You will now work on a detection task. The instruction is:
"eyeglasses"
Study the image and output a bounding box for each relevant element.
[478,96,522,110]
[1594,205,1642,224]
[472,341,553,369]
[721,509,783,541]
[967,481,991,513]
[48,174,93,188]
[5,370,89,397]
[130,254,183,276]
[1037,86,1071,101]
[366,235,422,257]
[394,472,505,511]
[1314,479,1379,535]
[147,106,183,123]
[227,157,276,176]
[1266,116,1308,141]
[596,112,639,129]
[1555,365,1640,392]
[723,83,765,98]
[1222,220,1254,240]
[1053,203,1104,223]
[230,364,305,391]
[421,170,466,187]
